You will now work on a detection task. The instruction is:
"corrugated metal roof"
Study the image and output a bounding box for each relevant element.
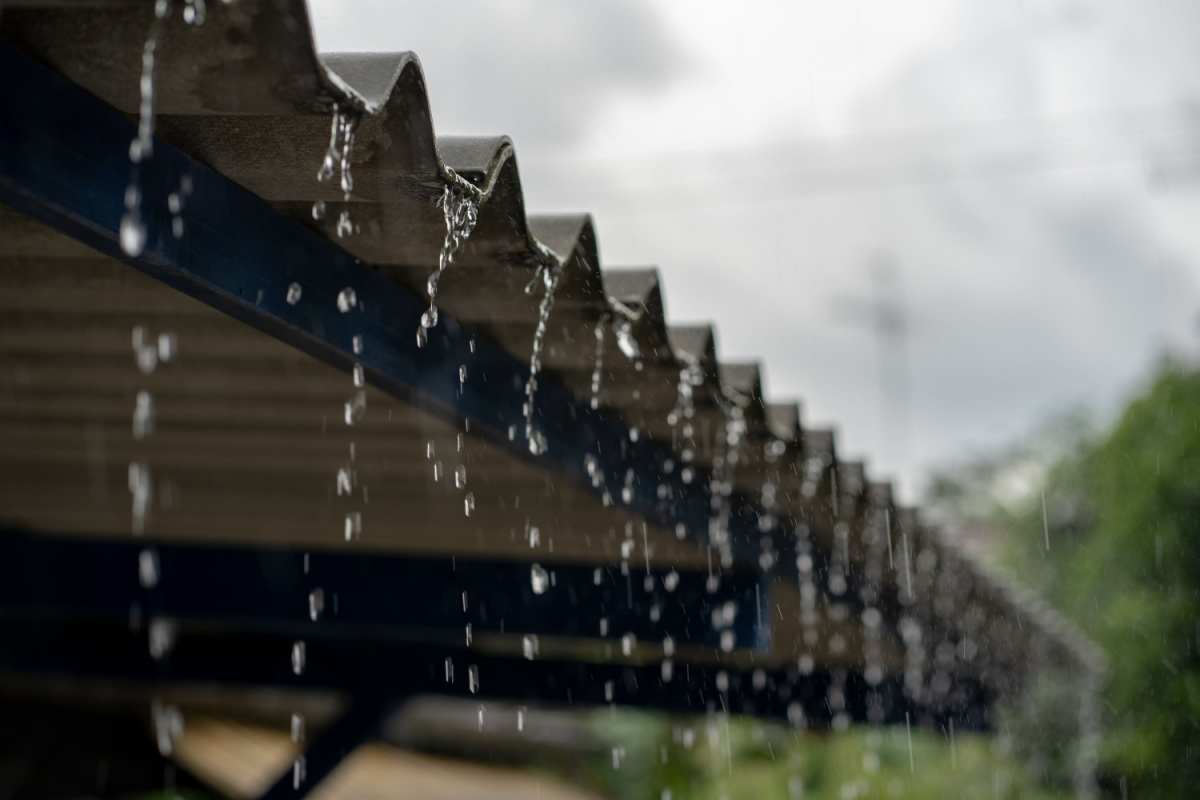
[0,0,1101,757]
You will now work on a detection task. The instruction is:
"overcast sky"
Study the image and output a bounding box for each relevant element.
[309,0,1200,501]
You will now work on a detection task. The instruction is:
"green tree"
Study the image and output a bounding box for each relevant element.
[928,359,1200,798]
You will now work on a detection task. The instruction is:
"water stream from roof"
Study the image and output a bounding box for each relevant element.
[589,314,608,410]
[119,0,208,257]
[118,0,172,257]
[316,105,360,238]
[417,171,481,347]
[522,251,564,456]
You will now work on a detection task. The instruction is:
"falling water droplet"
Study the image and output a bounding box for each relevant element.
[444,657,454,683]
[352,363,364,387]
[522,634,539,660]
[291,641,306,675]
[337,467,352,496]
[433,461,443,482]
[454,465,467,489]
[132,391,155,440]
[344,390,366,425]
[138,548,159,588]
[337,287,357,313]
[352,334,363,355]
[311,201,326,220]
[664,570,679,592]
[463,492,475,516]
[477,704,486,731]
[343,511,361,541]
[308,588,324,621]
[530,563,549,595]
[621,633,636,656]
[291,713,305,743]
[286,282,303,305]
[415,326,428,348]
[468,664,480,694]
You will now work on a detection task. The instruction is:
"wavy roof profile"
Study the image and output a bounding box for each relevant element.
[0,0,1102,741]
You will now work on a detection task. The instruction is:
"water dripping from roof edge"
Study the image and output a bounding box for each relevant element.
[420,172,481,343]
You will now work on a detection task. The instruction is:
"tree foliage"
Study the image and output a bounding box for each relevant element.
[928,359,1200,798]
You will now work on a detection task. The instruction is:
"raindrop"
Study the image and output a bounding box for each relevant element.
[614,318,639,359]
[661,659,673,682]
[132,391,155,440]
[311,201,326,220]
[336,467,352,496]
[663,636,675,657]
[344,390,366,425]
[416,326,428,348]
[454,465,467,489]
[720,629,735,652]
[468,664,480,694]
[604,681,614,702]
[291,640,306,675]
[444,657,454,683]
[343,511,361,541]
[599,617,609,637]
[517,708,526,732]
[290,713,305,743]
[336,210,354,239]
[465,623,472,646]
[308,588,324,622]
[459,364,467,385]
[336,287,357,313]
[715,671,729,693]
[352,335,363,355]
[292,756,306,789]
[530,563,549,594]
[522,634,539,660]
[157,332,176,362]
[477,704,486,731]
[664,570,679,592]
[352,363,364,388]
[148,617,177,660]
[128,461,152,535]
[285,282,303,305]
[433,461,443,482]
[621,633,637,656]
[463,492,475,516]
[182,0,206,26]
[151,699,183,757]
[138,548,159,588]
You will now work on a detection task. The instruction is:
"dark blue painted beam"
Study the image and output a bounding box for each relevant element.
[0,42,781,572]
[0,529,764,651]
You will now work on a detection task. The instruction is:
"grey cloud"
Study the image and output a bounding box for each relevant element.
[313,1,689,155]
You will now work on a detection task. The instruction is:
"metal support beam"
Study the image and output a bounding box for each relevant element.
[0,529,766,651]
